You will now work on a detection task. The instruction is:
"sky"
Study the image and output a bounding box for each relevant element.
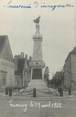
[0,0,76,75]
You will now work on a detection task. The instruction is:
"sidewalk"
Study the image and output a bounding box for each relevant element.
[0,94,76,117]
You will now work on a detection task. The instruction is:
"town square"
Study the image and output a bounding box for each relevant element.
[0,2,76,116]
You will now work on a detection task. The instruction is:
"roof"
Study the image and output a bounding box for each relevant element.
[0,35,7,53]
[70,47,76,54]
[0,35,13,62]
[65,47,76,63]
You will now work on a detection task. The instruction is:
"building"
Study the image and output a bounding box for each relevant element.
[49,71,64,89]
[63,47,76,90]
[0,35,15,89]
[14,53,31,88]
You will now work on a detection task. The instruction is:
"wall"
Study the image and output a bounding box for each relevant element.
[71,54,76,89]
[63,55,71,89]
[0,59,15,88]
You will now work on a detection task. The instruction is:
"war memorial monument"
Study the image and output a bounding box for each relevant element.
[28,16,49,92]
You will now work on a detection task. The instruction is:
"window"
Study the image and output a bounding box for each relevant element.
[0,71,7,87]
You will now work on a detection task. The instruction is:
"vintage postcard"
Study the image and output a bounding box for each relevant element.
[0,0,76,117]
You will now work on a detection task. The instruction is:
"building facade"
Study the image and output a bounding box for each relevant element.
[63,47,76,90]
[49,71,64,89]
[14,53,31,88]
[0,35,15,89]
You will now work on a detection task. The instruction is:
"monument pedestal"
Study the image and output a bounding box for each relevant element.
[27,79,52,97]
[32,68,42,80]
[27,79,48,89]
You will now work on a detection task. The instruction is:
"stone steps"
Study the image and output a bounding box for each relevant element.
[14,87,59,97]
[27,80,48,89]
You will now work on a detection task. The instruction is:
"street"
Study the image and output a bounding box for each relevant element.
[0,95,76,117]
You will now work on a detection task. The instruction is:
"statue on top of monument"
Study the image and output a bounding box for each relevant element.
[34,16,40,24]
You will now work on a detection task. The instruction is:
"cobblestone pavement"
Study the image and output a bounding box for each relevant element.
[0,95,76,117]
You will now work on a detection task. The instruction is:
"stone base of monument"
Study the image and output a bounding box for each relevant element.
[27,80,48,90]
[16,80,59,97]
[26,80,59,97]
[27,80,49,97]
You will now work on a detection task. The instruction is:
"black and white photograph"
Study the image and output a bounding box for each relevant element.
[0,0,76,117]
